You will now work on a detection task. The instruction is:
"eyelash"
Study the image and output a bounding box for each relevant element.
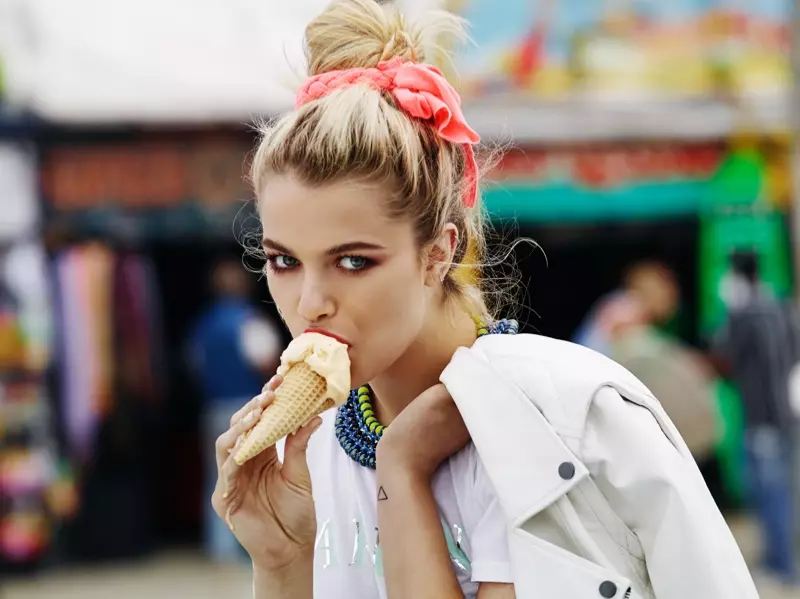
[264,253,375,275]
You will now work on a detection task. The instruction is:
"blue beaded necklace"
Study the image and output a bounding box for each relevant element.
[335,318,519,469]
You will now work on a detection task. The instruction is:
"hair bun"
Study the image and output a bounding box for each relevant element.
[305,0,465,76]
[378,30,417,62]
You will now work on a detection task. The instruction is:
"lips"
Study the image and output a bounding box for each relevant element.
[304,328,352,347]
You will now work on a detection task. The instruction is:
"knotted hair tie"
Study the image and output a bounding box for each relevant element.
[295,57,480,208]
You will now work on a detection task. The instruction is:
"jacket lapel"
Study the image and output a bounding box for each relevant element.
[440,345,587,528]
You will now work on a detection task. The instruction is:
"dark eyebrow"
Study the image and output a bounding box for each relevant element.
[324,242,386,255]
[262,238,294,254]
[261,239,386,255]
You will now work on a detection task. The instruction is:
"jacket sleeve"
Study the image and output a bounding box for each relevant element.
[581,386,758,599]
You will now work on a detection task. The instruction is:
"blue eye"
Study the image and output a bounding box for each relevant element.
[339,256,369,271]
[277,255,298,269]
[266,254,299,271]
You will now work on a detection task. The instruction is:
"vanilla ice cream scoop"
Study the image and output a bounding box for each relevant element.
[276,332,351,405]
[234,332,351,465]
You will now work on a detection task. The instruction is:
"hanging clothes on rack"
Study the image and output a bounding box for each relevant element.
[55,243,115,464]
[114,251,166,405]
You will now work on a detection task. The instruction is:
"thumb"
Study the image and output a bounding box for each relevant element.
[281,417,323,490]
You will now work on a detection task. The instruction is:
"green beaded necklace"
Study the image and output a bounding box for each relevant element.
[334,318,519,469]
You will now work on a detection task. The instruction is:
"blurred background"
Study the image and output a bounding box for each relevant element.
[0,0,799,596]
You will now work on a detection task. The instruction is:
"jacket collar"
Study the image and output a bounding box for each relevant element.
[440,344,588,527]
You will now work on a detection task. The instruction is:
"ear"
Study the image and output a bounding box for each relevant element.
[424,223,458,287]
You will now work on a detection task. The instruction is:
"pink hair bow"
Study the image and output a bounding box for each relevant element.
[295,58,480,208]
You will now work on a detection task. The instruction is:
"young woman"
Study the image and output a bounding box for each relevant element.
[211,1,759,597]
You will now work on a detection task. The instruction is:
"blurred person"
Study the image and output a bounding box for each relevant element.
[572,289,647,354]
[713,251,800,588]
[572,261,679,355]
[211,1,757,598]
[624,261,680,328]
[619,262,719,461]
[187,258,282,563]
[577,262,718,463]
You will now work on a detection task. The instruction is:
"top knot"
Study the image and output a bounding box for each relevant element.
[304,0,466,76]
[379,31,418,62]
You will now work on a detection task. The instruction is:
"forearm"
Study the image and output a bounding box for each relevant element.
[376,467,464,599]
[253,553,314,599]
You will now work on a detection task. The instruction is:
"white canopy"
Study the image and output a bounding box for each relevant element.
[0,0,436,124]
[0,0,786,141]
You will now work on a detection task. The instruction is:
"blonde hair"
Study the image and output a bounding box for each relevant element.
[250,0,493,321]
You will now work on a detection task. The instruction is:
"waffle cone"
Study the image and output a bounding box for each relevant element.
[234,362,334,465]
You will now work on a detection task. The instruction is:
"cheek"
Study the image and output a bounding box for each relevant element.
[357,257,424,320]
[266,274,301,331]
[344,258,427,382]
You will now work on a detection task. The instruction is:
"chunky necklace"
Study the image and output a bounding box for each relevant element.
[335,318,519,469]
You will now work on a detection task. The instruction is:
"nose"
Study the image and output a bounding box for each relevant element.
[297,273,334,324]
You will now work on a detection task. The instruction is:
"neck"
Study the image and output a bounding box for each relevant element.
[368,305,478,426]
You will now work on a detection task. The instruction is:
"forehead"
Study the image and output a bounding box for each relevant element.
[258,174,410,250]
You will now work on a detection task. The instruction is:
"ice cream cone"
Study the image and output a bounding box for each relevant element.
[233,332,350,465]
[234,363,334,464]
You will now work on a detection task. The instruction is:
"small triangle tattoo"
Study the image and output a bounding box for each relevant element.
[377,486,388,501]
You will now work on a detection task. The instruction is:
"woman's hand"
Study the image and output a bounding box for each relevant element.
[376,383,469,481]
[211,374,323,571]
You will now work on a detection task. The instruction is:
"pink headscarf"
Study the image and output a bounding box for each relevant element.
[295,57,480,208]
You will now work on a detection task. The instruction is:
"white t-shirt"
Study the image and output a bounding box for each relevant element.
[280,408,513,598]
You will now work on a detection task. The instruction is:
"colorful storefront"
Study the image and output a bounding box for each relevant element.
[452,0,795,505]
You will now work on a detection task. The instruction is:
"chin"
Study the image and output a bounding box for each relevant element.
[347,357,383,391]
[348,367,370,391]
[346,343,409,391]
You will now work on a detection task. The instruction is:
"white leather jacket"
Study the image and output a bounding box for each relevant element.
[440,334,758,599]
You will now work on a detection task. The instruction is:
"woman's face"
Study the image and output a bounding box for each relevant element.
[258,174,435,387]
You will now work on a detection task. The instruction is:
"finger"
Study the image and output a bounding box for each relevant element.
[222,479,247,532]
[211,488,226,521]
[263,374,283,393]
[228,430,247,456]
[212,449,247,523]
[230,387,277,428]
[211,472,239,519]
[219,449,250,506]
[281,416,323,491]
[215,404,269,469]
[225,503,236,532]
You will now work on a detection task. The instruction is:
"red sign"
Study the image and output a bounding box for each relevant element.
[490,144,724,189]
[41,136,253,210]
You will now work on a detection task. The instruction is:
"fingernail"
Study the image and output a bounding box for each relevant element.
[222,491,229,499]
[310,419,323,434]
[244,411,257,425]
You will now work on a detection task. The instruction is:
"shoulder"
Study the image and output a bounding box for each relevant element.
[445,333,658,437]
[473,333,653,399]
